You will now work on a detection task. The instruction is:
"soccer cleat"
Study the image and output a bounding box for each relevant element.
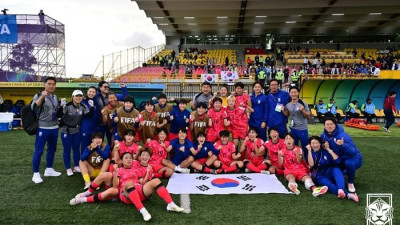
[260,170,270,175]
[69,196,85,205]
[32,173,43,184]
[44,168,62,177]
[83,182,91,190]
[337,189,346,199]
[167,202,185,213]
[75,191,90,199]
[141,209,152,221]
[245,169,251,173]
[312,186,328,197]
[348,193,359,203]
[73,166,81,173]
[348,183,356,192]
[67,169,74,177]
[289,183,300,195]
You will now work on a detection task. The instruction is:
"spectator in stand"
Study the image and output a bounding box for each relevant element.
[255,55,259,66]
[361,98,376,124]
[303,57,309,67]
[270,56,275,67]
[383,91,397,133]
[316,99,328,123]
[247,57,252,66]
[259,56,264,67]
[316,51,321,58]
[283,66,289,84]
[346,100,360,119]
[352,48,357,57]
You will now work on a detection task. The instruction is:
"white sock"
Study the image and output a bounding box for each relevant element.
[84,190,91,196]
[175,166,182,172]
[34,172,40,176]
[83,197,87,203]
[140,208,148,214]
[304,178,315,190]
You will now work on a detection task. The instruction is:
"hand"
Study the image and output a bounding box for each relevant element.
[240,102,244,107]
[208,120,213,127]
[245,136,250,142]
[147,165,152,172]
[336,138,344,146]
[278,150,283,157]
[185,118,190,123]
[230,91,235,96]
[90,142,97,150]
[299,105,305,111]
[120,83,126,88]
[114,117,119,123]
[213,91,218,96]
[146,138,151,143]
[163,119,168,125]
[179,146,185,152]
[101,109,107,116]
[160,142,165,148]
[151,97,157,101]
[280,105,285,111]
[170,115,174,121]
[41,90,48,98]
[261,122,266,129]
[140,121,145,126]
[306,144,312,151]
[323,141,330,150]
[198,144,203,150]
[243,90,248,95]
[225,120,230,126]
[135,117,139,123]
[217,145,222,150]
[236,153,241,159]
[170,97,175,102]
[114,140,120,150]
[113,164,118,171]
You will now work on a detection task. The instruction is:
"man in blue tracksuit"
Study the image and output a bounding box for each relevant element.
[95,81,128,145]
[361,98,376,123]
[267,79,290,138]
[321,118,363,193]
[249,81,269,141]
[81,86,99,154]
[31,77,62,184]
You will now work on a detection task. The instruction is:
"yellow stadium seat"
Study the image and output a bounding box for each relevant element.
[311,108,318,117]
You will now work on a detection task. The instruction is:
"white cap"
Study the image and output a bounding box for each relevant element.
[72,90,83,96]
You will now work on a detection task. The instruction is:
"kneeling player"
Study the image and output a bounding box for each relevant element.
[110,130,141,172]
[191,132,218,174]
[264,128,286,175]
[163,127,195,173]
[145,128,174,178]
[240,128,270,174]
[213,131,243,173]
[79,132,111,189]
[118,148,185,221]
[278,133,328,196]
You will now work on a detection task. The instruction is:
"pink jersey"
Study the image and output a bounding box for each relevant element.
[282,146,307,173]
[235,94,250,108]
[146,140,170,165]
[208,108,227,133]
[214,140,236,165]
[119,141,140,157]
[244,138,264,164]
[264,139,286,167]
[132,160,153,181]
[226,106,248,130]
[117,166,138,189]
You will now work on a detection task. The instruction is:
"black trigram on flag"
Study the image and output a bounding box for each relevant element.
[196,185,210,192]
[196,175,210,180]
[242,184,256,191]
[237,175,252,181]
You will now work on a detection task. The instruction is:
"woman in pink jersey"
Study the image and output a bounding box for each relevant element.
[263,128,285,175]
[240,128,270,173]
[213,130,243,173]
[206,98,229,142]
[145,128,174,178]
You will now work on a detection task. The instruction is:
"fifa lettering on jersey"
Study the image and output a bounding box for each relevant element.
[91,155,103,164]
[194,121,207,127]
[120,117,137,123]
[143,120,156,126]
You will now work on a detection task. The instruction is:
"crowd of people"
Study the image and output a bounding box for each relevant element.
[27,78,376,221]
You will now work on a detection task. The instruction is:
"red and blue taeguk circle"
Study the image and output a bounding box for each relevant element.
[211,178,239,188]
[227,71,233,77]
[207,76,213,81]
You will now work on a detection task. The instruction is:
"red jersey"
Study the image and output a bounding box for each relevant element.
[208,108,227,133]
[235,94,250,108]
[146,140,170,165]
[117,166,138,189]
[383,96,396,111]
[214,140,236,165]
[244,138,264,163]
[132,160,153,181]
[264,139,286,167]
[119,141,140,157]
[226,106,248,130]
[282,146,307,173]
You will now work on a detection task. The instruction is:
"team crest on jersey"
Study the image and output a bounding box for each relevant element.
[366,194,393,225]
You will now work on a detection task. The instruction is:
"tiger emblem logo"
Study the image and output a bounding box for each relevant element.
[366,197,393,225]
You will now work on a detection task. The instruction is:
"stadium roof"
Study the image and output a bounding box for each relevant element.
[134,0,400,36]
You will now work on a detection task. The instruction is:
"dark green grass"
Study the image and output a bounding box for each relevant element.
[0,126,399,225]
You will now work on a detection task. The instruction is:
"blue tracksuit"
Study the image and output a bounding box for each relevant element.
[249,92,269,141]
[192,141,219,159]
[321,125,363,183]
[169,106,190,134]
[267,90,290,138]
[170,138,193,165]
[81,97,99,153]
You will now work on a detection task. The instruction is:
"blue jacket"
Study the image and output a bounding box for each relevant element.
[267,90,290,128]
[249,92,269,127]
[193,141,219,159]
[170,138,193,164]
[320,125,363,160]
[81,97,99,133]
[169,106,190,134]
[309,148,341,176]
[81,144,110,161]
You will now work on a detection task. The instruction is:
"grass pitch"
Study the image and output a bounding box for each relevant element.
[1,124,399,225]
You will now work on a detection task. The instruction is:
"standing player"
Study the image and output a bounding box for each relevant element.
[79,132,111,189]
[116,148,185,221]
[145,128,174,178]
[278,133,328,196]
[249,82,269,141]
[191,132,218,174]
[234,82,252,109]
[138,101,162,143]
[213,131,244,173]
[264,128,286,175]
[80,86,99,157]
[225,95,252,148]
[154,93,173,131]
[112,95,140,142]
[168,99,191,140]
[31,77,62,183]
[207,97,228,142]
[189,102,209,141]
[101,93,124,145]
[240,128,270,173]
[163,128,194,173]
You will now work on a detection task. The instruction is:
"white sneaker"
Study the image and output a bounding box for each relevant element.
[44,168,62,177]
[67,168,74,176]
[181,168,190,174]
[75,191,90,199]
[73,166,81,173]
[83,182,91,190]
[348,183,356,192]
[69,196,85,206]
[383,127,391,133]
[260,170,270,175]
[140,208,152,221]
[167,202,185,213]
[32,173,43,184]
[245,168,251,173]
